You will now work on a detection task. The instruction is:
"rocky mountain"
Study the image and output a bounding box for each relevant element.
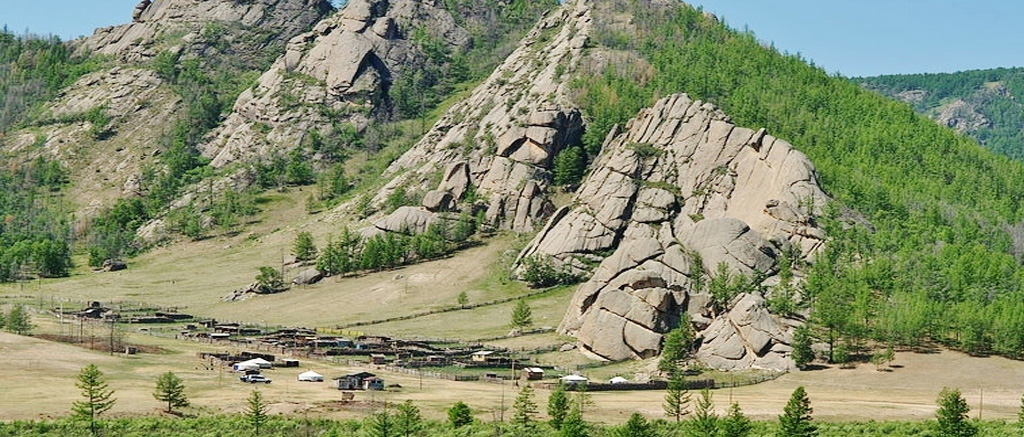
[859,68,1024,160]
[8,0,1024,374]
[3,0,333,219]
[366,0,590,233]
[203,0,470,168]
[76,0,332,62]
[517,93,827,369]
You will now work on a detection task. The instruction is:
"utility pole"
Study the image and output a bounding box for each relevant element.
[979,388,983,420]
[109,316,116,356]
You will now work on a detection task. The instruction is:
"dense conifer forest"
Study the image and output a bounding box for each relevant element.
[860,68,1024,160]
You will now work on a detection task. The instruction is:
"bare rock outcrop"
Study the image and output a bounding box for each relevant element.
[77,0,332,62]
[201,0,470,168]
[364,0,592,233]
[519,93,828,370]
[936,99,990,133]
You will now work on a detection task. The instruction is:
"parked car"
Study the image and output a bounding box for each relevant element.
[240,374,272,384]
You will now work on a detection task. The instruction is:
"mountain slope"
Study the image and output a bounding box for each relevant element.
[201,0,472,168]
[367,0,590,232]
[859,68,1024,160]
[567,1,1024,359]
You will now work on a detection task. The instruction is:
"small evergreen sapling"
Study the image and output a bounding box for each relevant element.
[153,371,188,414]
[72,364,116,436]
[778,386,816,437]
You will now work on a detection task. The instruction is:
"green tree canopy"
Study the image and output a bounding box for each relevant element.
[293,231,318,262]
[153,371,188,414]
[448,401,473,428]
[246,389,268,435]
[935,388,976,437]
[547,382,570,430]
[511,299,533,328]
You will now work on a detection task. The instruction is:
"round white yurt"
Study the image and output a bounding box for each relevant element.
[297,370,324,382]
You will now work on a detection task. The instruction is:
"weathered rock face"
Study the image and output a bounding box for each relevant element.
[936,99,989,133]
[696,293,799,371]
[366,0,592,232]
[76,0,332,62]
[519,93,828,370]
[202,0,470,168]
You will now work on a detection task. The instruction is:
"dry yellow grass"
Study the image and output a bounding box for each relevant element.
[6,326,1024,425]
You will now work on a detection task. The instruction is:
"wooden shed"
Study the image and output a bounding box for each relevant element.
[522,367,545,380]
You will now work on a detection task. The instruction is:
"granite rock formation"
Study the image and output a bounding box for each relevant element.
[518,93,828,370]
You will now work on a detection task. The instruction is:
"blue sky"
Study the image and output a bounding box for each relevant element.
[1,0,1020,77]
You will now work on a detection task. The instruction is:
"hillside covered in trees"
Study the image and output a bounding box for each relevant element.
[570,1,1024,359]
[859,67,1024,160]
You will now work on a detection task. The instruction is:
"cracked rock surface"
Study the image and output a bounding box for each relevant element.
[202,0,469,168]
[519,93,828,369]
[368,0,592,233]
[77,0,332,62]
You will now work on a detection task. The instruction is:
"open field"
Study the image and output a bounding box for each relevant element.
[1,188,536,331]
[5,323,1024,425]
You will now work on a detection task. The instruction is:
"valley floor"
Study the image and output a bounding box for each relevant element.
[2,328,1023,424]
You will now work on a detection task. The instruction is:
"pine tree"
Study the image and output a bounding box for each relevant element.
[72,364,116,436]
[246,389,269,435]
[659,314,694,372]
[457,291,469,308]
[153,371,188,414]
[1018,392,1024,433]
[255,266,285,292]
[553,146,586,186]
[615,412,651,437]
[935,387,976,437]
[513,383,538,426]
[293,231,318,262]
[791,325,814,370]
[448,401,473,428]
[559,406,588,437]
[547,382,570,429]
[572,382,594,416]
[6,304,32,335]
[367,405,394,437]
[511,299,533,328]
[317,235,341,275]
[720,403,753,437]
[663,368,690,423]
[778,386,816,437]
[687,388,718,436]
[394,400,423,437]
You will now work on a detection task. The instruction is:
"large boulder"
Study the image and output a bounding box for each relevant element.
[519,93,829,370]
[373,206,438,235]
[293,269,324,285]
[694,294,797,370]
